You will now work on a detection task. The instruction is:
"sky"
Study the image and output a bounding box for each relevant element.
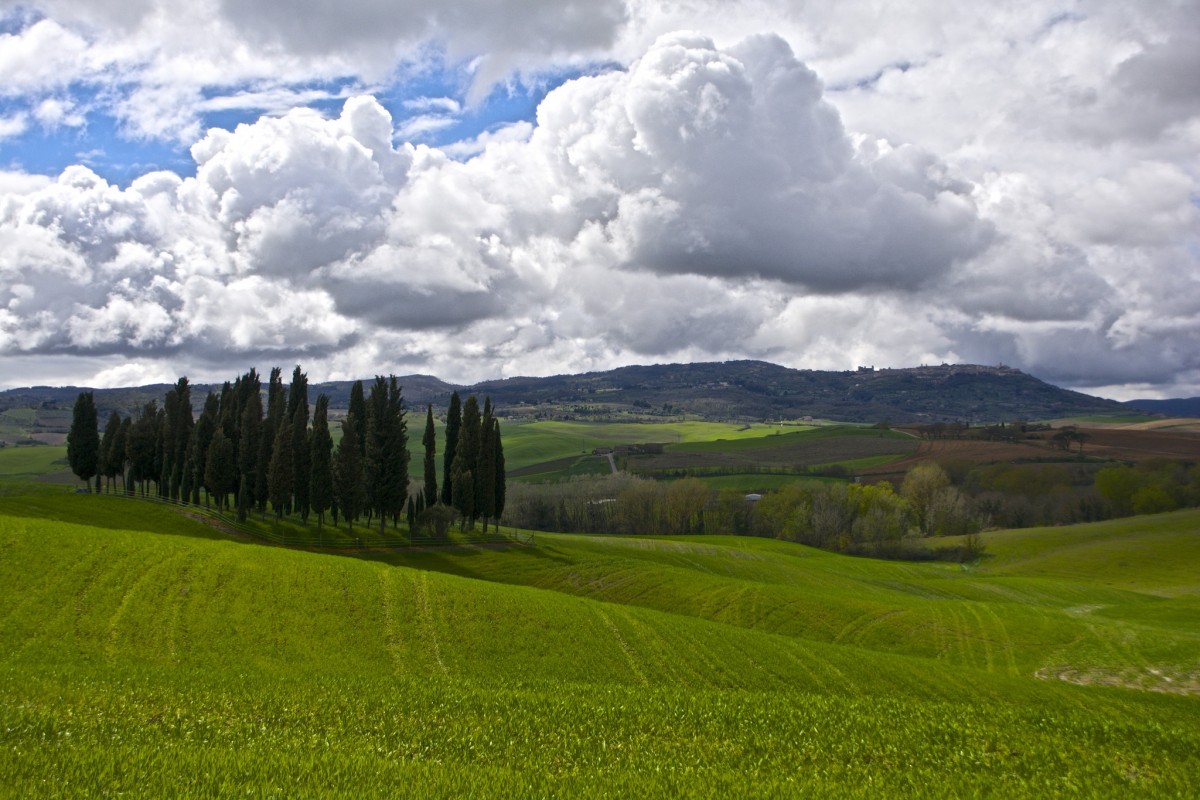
[0,1,1197,400]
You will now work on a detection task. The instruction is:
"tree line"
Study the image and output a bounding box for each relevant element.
[500,455,1200,559]
[66,368,504,535]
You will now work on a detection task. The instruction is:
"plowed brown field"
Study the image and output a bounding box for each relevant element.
[859,427,1200,483]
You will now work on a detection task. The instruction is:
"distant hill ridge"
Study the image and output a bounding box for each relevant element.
[0,360,1144,424]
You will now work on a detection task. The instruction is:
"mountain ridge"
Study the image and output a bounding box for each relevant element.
[0,360,1144,424]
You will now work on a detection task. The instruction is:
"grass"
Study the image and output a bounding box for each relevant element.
[1,486,1198,795]
[0,445,69,479]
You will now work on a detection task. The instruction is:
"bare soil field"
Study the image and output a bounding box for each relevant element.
[1070,427,1200,461]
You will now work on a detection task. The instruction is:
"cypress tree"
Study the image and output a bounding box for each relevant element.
[256,368,285,515]
[450,460,473,530]
[348,380,367,457]
[237,371,262,522]
[364,376,408,533]
[477,398,496,532]
[190,393,219,505]
[334,413,367,532]
[309,395,333,529]
[204,430,236,512]
[267,422,293,520]
[286,365,308,425]
[161,377,193,501]
[291,404,311,521]
[451,395,480,527]
[217,381,239,461]
[441,391,461,506]
[422,404,438,507]
[67,391,100,492]
[287,366,311,519]
[127,400,159,496]
[161,387,180,499]
[152,405,166,496]
[493,417,506,525]
[118,416,133,494]
[99,410,122,493]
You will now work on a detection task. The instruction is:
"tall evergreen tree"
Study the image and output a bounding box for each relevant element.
[152,404,167,498]
[477,398,496,531]
[450,458,473,530]
[348,379,367,457]
[364,376,408,533]
[334,413,367,532]
[127,400,160,496]
[291,403,312,521]
[236,370,262,522]
[267,422,294,520]
[99,410,122,493]
[450,395,481,527]
[492,417,506,525]
[441,391,461,506]
[117,416,133,494]
[287,366,310,517]
[309,395,334,528]
[256,368,285,514]
[217,381,239,459]
[161,387,181,499]
[161,377,193,501]
[203,430,236,512]
[190,393,219,505]
[422,404,438,506]
[67,391,100,492]
[286,365,309,425]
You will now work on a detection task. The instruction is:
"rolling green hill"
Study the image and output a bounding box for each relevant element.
[1,495,1197,797]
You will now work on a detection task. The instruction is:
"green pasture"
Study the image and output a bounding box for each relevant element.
[1,488,1198,795]
[502,421,788,471]
[0,445,70,482]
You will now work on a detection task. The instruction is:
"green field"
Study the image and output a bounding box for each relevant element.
[1,484,1198,796]
[502,421,792,471]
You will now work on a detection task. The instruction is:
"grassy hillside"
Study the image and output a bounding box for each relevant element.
[1,495,1198,796]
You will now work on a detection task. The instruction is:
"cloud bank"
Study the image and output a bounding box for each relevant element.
[0,2,1197,399]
